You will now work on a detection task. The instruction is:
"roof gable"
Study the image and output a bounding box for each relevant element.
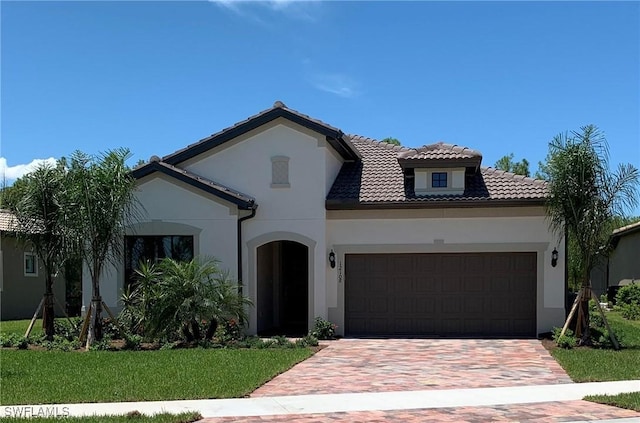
[132,160,256,210]
[398,142,483,169]
[163,101,360,165]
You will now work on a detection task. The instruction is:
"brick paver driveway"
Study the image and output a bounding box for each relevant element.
[252,339,572,397]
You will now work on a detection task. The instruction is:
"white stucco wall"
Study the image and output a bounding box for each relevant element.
[325,208,565,336]
[82,175,239,313]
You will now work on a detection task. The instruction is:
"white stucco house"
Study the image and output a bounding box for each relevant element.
[86,101,566,338]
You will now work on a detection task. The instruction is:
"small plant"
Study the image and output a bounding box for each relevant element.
[589,299,605,328]
[54,317,82,340]
[0,333,29,349]
[309,317,337,340]
[89,335,114,351]
[553,327,577,349]
[123,334,143,350]
[296,334,319,347]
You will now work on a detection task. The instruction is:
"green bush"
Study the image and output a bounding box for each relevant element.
[296,334,319,347]
[589,300,605,328]
[0,333,28,349]
[553,327,577,349]
[54,317,82,340]
[616,284,640,307]
[309,317,337,340]
[619,303,640,320]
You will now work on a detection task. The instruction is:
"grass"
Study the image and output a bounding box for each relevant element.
[1,348,312,405]
[584,393,640,412]
[550,311,640,411]
[0,412,202,423]
[551,312,640,382]
[0,318,43,336]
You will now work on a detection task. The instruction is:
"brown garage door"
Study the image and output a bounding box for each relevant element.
[345,252,536,337]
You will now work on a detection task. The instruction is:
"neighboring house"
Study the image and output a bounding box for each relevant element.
[0,209,66,320]
[88,102,565,338]
[591,221,640,298]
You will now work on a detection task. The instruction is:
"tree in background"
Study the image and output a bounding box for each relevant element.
[381,137,401,146]
[66,148,140,348]
[494,153,531,177]
[12,163,69,339]
[545,125,639,344]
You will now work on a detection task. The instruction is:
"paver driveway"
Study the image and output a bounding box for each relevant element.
[252,339,572,397]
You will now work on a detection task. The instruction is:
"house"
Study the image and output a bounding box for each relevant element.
[591,221,640,299]
[0,209,66,320]
[87,102,565,338]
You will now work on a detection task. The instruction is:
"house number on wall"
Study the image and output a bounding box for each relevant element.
[338,260,343,284]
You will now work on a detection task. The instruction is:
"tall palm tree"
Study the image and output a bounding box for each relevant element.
[545,125,638,344]
[66,149,139,348]
[12,163,68,339]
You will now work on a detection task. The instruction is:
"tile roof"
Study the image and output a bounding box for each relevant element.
[0,209,18,232]
[162,101,359,165]
[132,160,257,210]
[612,220,640,238]
[398,142,482,160]
[327,135,548,208]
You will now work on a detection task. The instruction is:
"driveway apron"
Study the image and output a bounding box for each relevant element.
[251,339,573,397]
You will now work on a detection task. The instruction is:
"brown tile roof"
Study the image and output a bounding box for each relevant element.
[163,101,359,165]
[132,160,256,210]
[0,209,19,232]
[327,135,547,208]
[398,142,482,160]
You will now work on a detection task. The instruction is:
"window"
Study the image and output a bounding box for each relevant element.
[432,172,448,188]
[271,156,290,188]
[24,253,38,277]
[124,235,194,288]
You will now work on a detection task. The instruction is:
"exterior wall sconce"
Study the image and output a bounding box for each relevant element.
[329,249,336,268]
[551,248,558,267]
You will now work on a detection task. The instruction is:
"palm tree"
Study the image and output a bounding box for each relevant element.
[123,257,252,342]
[66,149,140,348]
[12,163,68,339]
[545,125,638,344]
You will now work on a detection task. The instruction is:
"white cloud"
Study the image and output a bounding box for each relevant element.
[311,73,360,98]
[0,157,57,184]
[210,0,320,22]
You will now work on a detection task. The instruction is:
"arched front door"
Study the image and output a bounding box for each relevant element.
[257,240,308,336]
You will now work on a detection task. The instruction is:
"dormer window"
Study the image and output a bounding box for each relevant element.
[432,172,447,188]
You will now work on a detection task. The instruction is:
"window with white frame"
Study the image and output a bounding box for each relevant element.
[24,252,38,277]
[271,156,290,188]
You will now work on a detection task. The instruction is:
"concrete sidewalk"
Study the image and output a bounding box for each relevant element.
[3,380,639,419]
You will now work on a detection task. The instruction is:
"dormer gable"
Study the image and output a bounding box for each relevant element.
[397,142,483,196]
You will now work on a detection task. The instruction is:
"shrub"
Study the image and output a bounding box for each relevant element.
[553,327,576,349]
[619,303,640,320]
[616,283,640,307]
[123,334,143,350]
[589,299,605,328]
[54,317,82,340]
[309,317,337,340]
[296,334,319,348]
[0,333,28,349]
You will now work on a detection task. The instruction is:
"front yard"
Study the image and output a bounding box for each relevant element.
[1,348,312,405]
[550,311,640,411]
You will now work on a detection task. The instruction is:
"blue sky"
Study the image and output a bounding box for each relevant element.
[1,1,639,212]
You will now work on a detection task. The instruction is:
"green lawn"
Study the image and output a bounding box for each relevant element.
[0,319,44,336]
[0,412,201,423]
[551,311,640,411]
[1,348,312,405]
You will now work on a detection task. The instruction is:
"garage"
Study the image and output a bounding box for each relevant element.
[345,252,537,337]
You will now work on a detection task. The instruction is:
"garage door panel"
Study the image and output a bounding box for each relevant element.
[442,276,462,292]
[345,252,536,337]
